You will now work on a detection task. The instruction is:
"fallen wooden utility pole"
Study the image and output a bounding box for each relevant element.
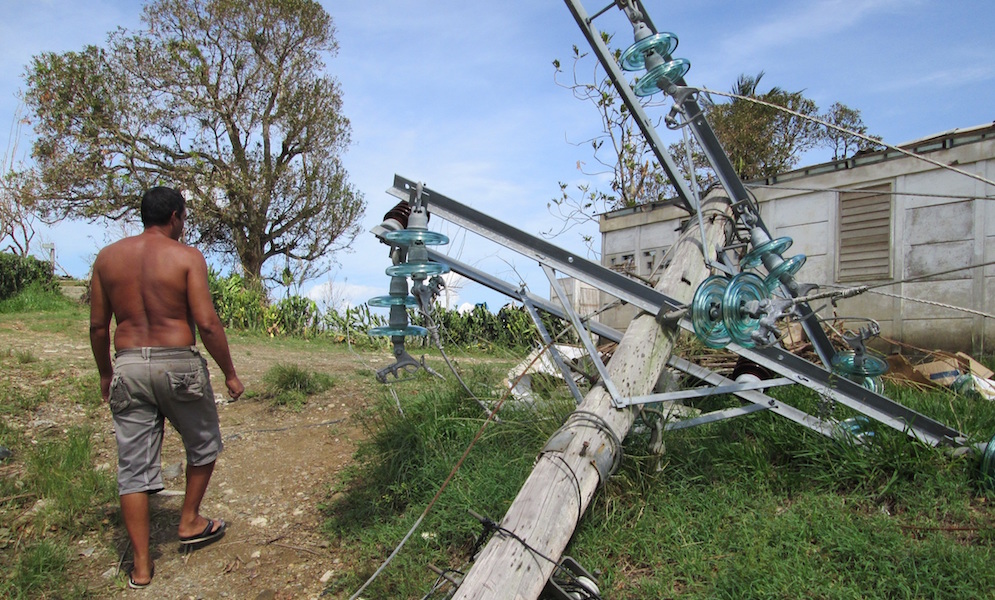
[453,192,734,600]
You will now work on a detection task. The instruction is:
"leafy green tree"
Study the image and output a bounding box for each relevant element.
[551,55,879,239]
[706,72,822,180]
[821,101,882,161]
[21,0,365,284]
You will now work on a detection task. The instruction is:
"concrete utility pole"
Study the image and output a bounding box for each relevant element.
[453,192,734,600]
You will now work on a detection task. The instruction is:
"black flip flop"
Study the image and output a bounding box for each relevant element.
[128,563,154,589]
[178,518,226,545]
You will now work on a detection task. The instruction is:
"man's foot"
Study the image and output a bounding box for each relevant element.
[178,518,226,546]
[128,562,154,589]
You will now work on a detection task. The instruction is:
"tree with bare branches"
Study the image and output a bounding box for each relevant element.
[550,54,878,246]
[1,108,37,256]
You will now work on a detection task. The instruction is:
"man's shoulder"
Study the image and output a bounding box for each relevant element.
[94,236,137,265]
[96,234,204,267]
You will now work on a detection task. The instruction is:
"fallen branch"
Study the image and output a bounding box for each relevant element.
[270,541,324,556]
[898,524,988,532]
[0,492,36,504]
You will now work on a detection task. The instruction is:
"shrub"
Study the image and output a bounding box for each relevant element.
[262,363,335,409]
[208,270,268,330]
[415,304,572,351]
[0,282,76,315]
[322,304,390,347]
[266,295,322,338]
[0,253,55,301]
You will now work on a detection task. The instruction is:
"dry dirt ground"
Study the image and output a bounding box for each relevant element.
[0,315,409,599]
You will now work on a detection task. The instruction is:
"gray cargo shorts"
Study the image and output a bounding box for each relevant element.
[109,346,223,495]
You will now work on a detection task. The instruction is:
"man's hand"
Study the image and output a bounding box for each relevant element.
[226,375,245,401]
[100,374,112,402]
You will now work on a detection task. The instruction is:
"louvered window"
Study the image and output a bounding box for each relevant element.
[837,183,892,281]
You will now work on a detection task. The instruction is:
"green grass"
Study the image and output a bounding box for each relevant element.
[0,538,96,599]
[322,370,995,599]
[574,430,992,598]
[321,367,580,597]
[0,285,116,598]
[0,427,115,599]
[0,378,51,413]
[0,281,79,315]
[261,362,337,409]
[0,349,103,415]
[26,427,118,533]
[564,378,995,599]
[11,348,38,364]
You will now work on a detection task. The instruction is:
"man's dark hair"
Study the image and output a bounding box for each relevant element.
[141,186,185,227]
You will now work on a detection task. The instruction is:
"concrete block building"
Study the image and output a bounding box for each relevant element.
[598,122,995,353]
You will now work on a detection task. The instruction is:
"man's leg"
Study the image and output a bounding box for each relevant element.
[177,461,223,537]
[120,492,153,584]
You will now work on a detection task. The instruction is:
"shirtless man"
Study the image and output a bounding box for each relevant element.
[89,186,244,589]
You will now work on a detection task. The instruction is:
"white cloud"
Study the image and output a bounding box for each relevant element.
[714,0,908,60]
[306,279,384,312]
[871,64,995,95]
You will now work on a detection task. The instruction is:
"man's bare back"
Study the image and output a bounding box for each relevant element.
[89,194,243,402]
[92,232,201,349]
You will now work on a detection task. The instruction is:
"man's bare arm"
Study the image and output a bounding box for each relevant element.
[89,260,114,401]
[185,249,244,399]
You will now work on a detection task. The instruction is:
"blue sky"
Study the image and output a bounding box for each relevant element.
[2,0,993,311]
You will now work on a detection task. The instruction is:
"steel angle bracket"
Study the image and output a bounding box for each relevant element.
[736,344,966,448]
[389,175,684,317]
[519,292,586,405]
[423,247,836,436]
[665,404,770,432]
[620,376,794,407]
[561,0,698,214]
[421,249,625,343]
[543,264,625,406]
[392,176,966,448]
[666,355,837,437]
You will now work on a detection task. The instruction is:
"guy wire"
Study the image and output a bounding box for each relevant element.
[696,87,995,191]
[863,259,995,291]
[816,259,995,320]
[346,318,591,599]
[747,182,993,202]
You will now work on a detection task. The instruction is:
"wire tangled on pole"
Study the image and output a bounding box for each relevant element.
[696,87,995,191]
[345,315,595,600]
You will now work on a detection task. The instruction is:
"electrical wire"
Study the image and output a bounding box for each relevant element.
[421,306,501,420]
[470,516,604,600]
[747,182,993,202]
[696,87,995,191]
[418,568,465,600]
[855,287,995,321]
[862,259,995,291]
[345,335,568,600]
[813,259,995,321]
[542,452,585,524]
